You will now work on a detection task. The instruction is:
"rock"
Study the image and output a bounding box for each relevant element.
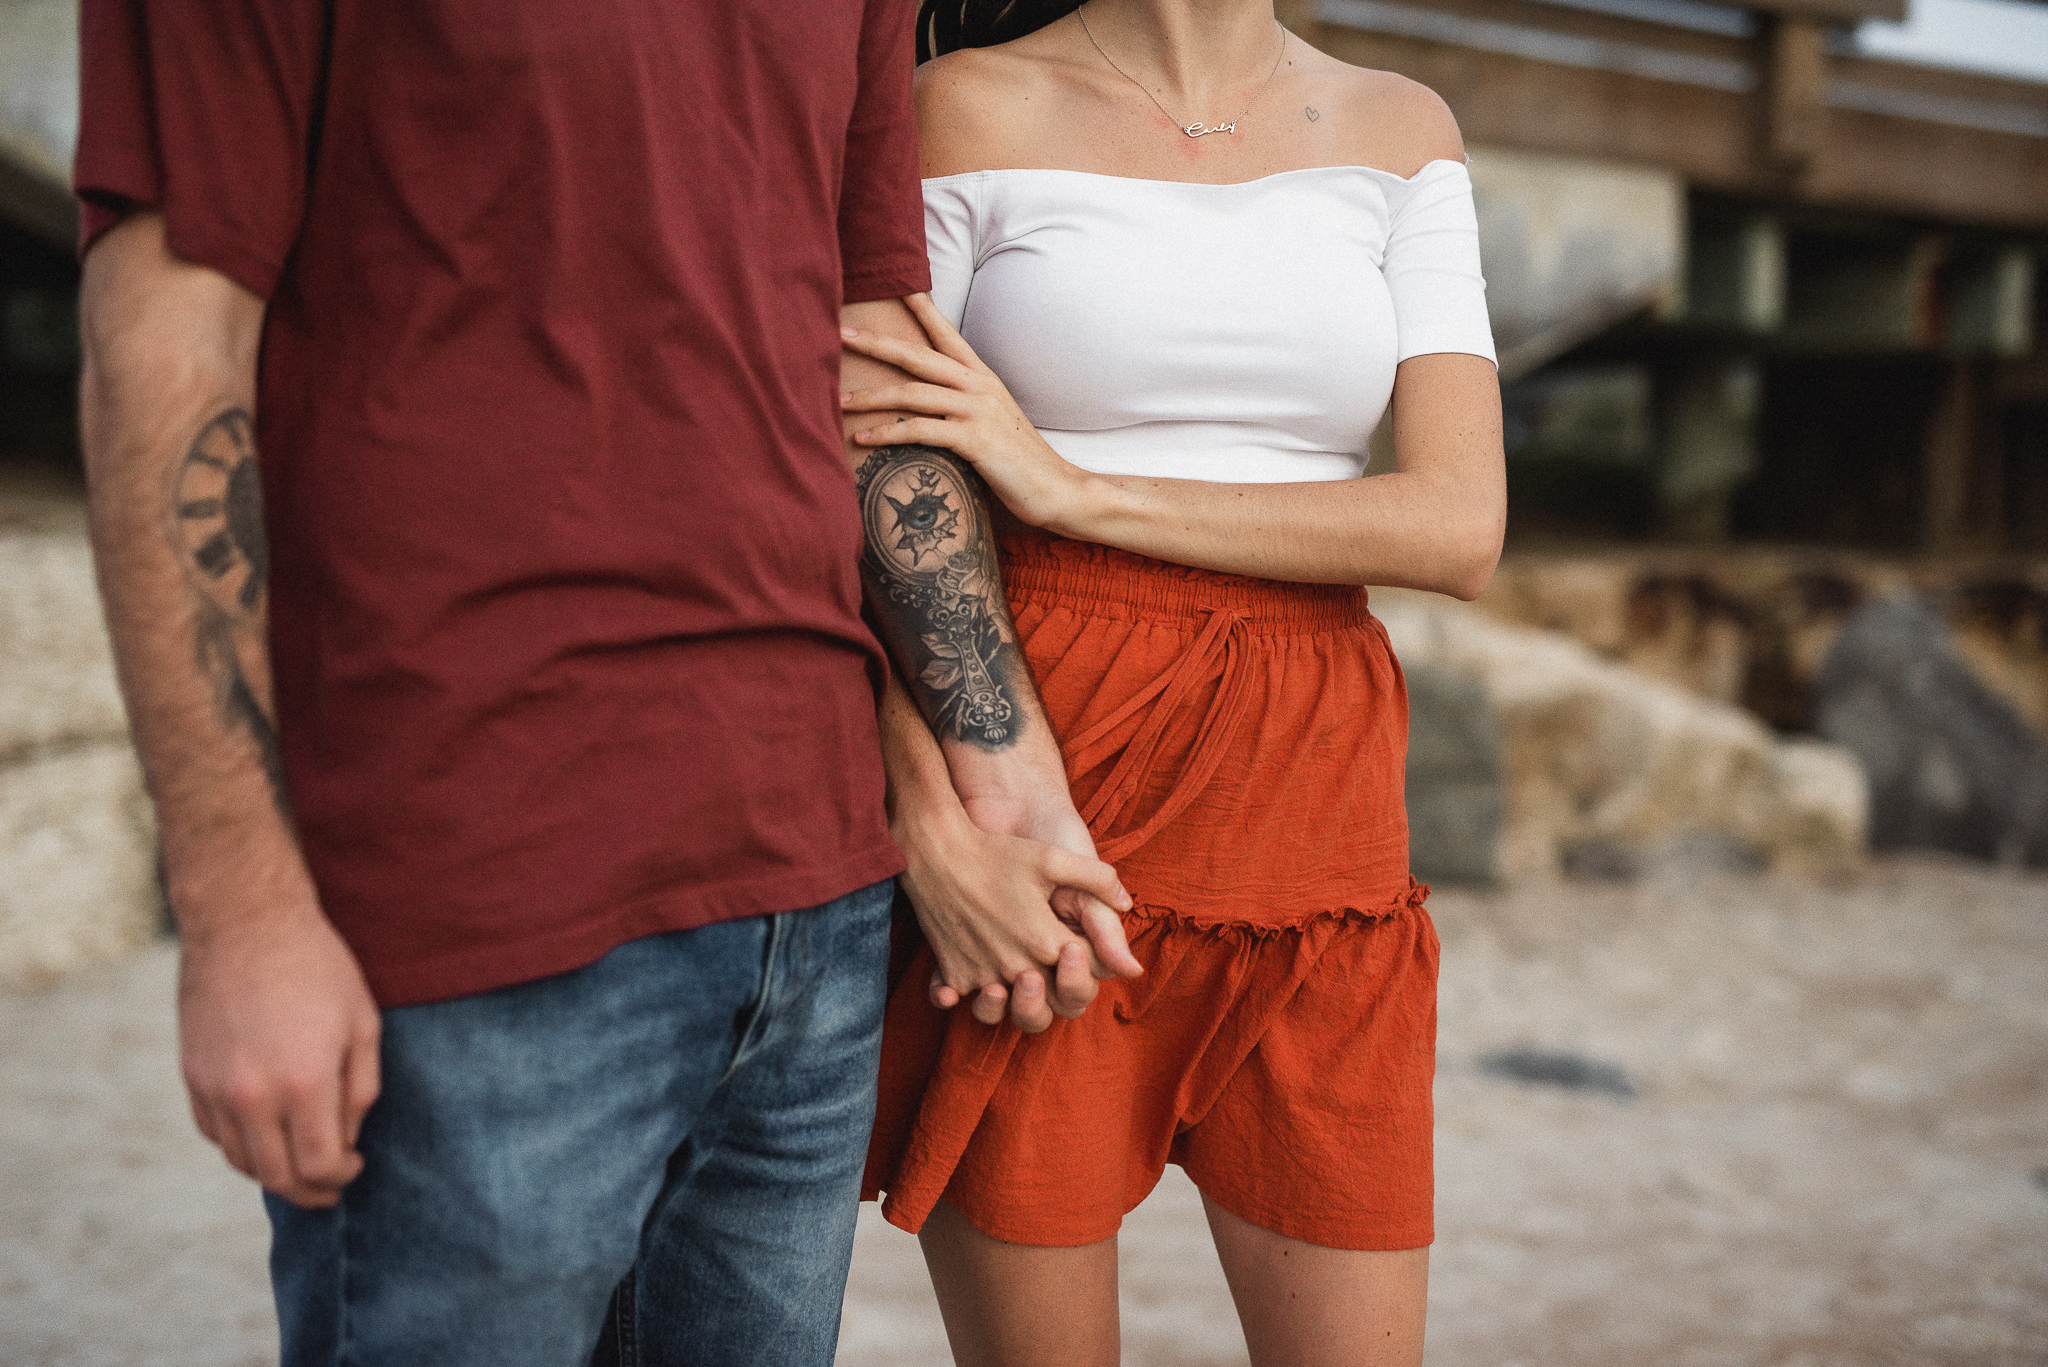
[1471,549,2048,742]
[1404,661,1504,886]
[1476,1047,1637,1100]
[1559,830,1766,882]
[1814,596,2048,865]
[1376,591,1868,882]
[0,529,129,759]
[0,741,161,985]
[1472,550,1879,727]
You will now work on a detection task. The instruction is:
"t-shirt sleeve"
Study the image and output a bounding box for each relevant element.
[840,0,932,304]
[1382,160,1497,367]
[73,0,329,300]
[922,177,978,328]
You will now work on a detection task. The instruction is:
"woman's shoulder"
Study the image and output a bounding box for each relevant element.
[914,32,1093,178]
[1298,47,1467,179]
[912,28,1469,183]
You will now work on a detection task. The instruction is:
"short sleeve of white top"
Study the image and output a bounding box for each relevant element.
[923,160,1496,484]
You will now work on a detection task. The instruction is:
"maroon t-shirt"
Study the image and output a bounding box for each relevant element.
[76,1,928,1006]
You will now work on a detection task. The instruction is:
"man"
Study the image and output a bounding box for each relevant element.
[75,2,1126,1361]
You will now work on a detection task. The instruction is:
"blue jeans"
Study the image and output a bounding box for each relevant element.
[266,879,894,1367]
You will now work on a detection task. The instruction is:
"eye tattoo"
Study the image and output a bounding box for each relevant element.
[884,467,961,566]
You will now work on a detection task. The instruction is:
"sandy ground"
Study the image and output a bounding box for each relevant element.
[4,855,2045,1366]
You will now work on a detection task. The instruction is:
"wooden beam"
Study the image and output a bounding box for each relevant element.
[1922,360,1979,552]
[1302,10,2048,230]
[1764,16,1828,172]
[1746,0,1905,25]
[1312,21,1756,176]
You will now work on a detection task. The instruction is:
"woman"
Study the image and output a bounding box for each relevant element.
[845,2,1504,1363]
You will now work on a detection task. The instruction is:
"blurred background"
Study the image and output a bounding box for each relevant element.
[2,0,2045,1362]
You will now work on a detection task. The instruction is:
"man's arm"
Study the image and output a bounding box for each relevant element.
[81,212,380,1209]
[841,297,1140,1030]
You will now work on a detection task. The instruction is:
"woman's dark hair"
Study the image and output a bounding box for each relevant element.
[915,0,1087,62]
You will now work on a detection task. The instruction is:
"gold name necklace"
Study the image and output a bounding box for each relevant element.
[1076,7,1290,138]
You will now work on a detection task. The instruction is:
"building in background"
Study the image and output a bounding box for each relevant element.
[1273,0,2047,553]
[0,0,79,492]
[4,0,2045,551]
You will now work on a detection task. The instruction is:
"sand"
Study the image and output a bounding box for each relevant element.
[4,855,2044,1366]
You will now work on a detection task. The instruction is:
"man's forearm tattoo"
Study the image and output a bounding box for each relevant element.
[169,407,290,816]
[856,443,1027,751]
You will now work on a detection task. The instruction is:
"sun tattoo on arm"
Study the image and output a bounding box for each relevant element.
[856,443,1029,751]
[168,407,290,818]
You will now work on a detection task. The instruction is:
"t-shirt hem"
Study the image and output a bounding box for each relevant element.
[72,181,287,301]
[1394,340,1499,368]
[356,840,906,1008]
[161,217,287,303]
[843,258,932,304]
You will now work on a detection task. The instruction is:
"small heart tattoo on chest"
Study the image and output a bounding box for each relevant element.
[1305,106,1320,121]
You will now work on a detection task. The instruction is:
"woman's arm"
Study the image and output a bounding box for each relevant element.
[841,300,1505,596]
[1071,353,1504,596]
[840,296,1142,1032]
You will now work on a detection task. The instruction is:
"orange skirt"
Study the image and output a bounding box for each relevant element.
[861,534,1438,1251]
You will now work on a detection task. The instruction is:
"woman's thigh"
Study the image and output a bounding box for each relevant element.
[916,1198,1122,1367]
[1204,1195,1429,1367]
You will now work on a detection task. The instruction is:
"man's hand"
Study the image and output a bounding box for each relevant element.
[178,881,382,1208]
[877,674,1141,1033]
[893,786,1131,1032]
[955,789,1145,1015]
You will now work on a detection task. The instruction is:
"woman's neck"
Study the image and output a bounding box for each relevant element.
[1072,1,1284,117]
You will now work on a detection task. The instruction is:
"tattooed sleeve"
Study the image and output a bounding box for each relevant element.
[169,407,290,817]
[855,443,1028,752]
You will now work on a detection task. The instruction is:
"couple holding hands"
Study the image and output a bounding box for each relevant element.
[77,0,1499,1363]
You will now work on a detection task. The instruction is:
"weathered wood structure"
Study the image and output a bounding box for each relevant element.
[1276,0,2048,553]
[2,0,2045,551]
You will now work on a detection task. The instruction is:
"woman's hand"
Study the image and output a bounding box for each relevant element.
[894,794,1138,1031]
[841,294,1094,535]
[960,787,1144,1003]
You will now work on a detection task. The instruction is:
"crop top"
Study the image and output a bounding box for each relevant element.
[923,159,1496,485]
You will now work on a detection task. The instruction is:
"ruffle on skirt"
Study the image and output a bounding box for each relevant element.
[863,882,1435,1247]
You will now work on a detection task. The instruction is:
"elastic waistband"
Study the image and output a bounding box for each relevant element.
[998,534,1370,634]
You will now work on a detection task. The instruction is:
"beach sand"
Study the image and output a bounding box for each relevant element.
[5,855,2044,1366]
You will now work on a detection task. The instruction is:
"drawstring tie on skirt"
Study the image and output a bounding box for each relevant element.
[1062,606,1252,863]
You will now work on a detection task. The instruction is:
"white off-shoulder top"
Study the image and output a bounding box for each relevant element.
[923,159,1496,485]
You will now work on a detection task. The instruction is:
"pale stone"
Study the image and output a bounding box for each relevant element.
[1375,591,1867,882]
[0,530,129,758]
[0,741,160,985]
[1765,737,1873,877]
